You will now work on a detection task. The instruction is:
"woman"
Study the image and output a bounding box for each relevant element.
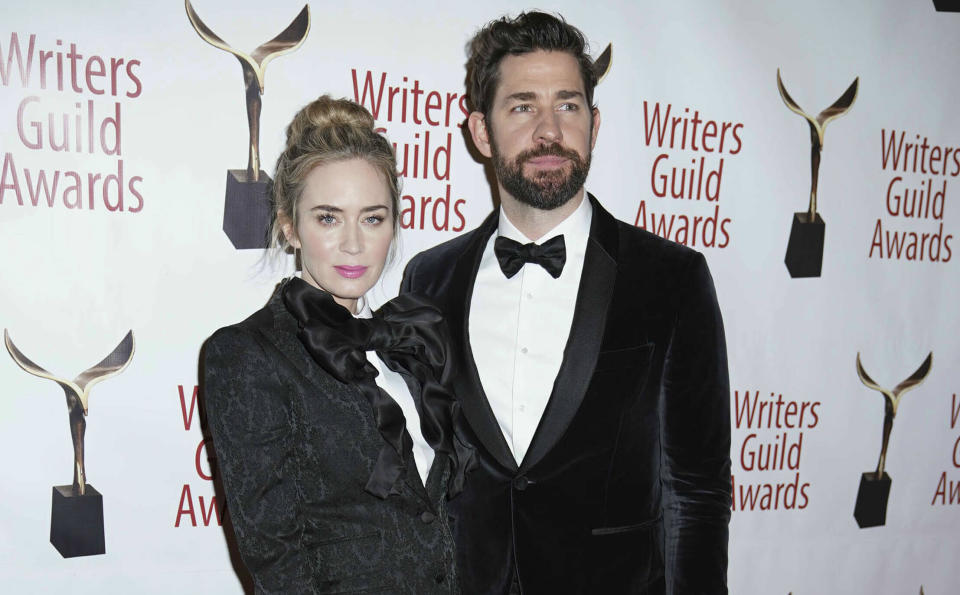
[203,96,466,594]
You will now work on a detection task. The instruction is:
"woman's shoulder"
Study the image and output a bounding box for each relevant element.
[206,290,288,356]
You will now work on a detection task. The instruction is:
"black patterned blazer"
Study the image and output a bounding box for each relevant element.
[202,287,459,594]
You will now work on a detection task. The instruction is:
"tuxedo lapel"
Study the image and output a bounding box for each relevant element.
[519,195,619,472]
[444,212,519,472]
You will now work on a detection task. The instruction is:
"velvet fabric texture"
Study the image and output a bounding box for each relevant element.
[401,194,732,595]
[202,283,461,594]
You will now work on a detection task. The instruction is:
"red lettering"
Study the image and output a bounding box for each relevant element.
[178,384,199,431]
[195,438,214,480]
[175,484,196,527]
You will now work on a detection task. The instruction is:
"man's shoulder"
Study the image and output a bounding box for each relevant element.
[597,203,704,273]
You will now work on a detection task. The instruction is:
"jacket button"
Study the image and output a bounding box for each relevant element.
[512,476,530,491]
[420,511,436,524]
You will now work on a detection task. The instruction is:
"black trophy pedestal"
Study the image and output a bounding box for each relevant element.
[224,169,272,250]
[50,484,105,558]
[854,471,891,528]
[784,212,825,278]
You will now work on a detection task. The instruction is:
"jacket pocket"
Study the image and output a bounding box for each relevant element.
[590,514,661,536]
[312,530,390,593]
[588,515,664,591]
[594,343,654,372]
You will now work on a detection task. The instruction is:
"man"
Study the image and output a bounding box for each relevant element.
[401,12,731,594]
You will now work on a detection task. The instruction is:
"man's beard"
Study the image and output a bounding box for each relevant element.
[491,142,591,211]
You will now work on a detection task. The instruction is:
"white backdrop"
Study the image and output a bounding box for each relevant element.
[1,1,957,592]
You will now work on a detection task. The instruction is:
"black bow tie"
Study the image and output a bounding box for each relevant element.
[281,277,471,499]
[494,234,566,279]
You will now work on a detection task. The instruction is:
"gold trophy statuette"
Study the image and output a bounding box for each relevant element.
[853,351,932,528]
[4,329,135,557]
[776,69,859,278]
[185,0,311,249]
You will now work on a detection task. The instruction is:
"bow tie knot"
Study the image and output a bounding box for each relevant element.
[494,234,566,279]
[288,285,445,384]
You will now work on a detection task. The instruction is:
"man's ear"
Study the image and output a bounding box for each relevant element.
[468,111,493,158]
[590,107,601,150]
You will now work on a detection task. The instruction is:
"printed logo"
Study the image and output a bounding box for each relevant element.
[777,69,858,278]
[853,352,932,528]
[0,32,144,212]
[4,329,135,557]
[185,0,310,249]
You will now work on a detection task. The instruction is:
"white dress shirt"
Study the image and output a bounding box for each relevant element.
[468,196,593,464]
[357,300,434,485]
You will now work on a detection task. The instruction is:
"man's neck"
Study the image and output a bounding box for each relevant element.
[499,188,586,242]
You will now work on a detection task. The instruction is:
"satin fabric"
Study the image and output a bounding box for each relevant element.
[281,277,469,498]
[493,234,566,279]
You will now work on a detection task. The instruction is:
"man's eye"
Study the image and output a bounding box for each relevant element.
[511,104,533,113]
[558,102,579,111]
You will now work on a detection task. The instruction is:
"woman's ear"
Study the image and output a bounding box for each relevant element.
[279,212,300,249]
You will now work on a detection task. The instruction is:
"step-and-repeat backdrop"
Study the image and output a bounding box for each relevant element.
[1,0,957,592]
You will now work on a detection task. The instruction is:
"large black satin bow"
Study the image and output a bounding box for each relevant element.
[494,234,566,279]
[281,277,470,499]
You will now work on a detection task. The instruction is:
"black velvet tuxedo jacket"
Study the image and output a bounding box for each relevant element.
[400,195,732,594]
[203,289,459,594]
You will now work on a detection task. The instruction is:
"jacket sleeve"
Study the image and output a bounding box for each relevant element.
[202,327,315,594]
[660,252,732,594]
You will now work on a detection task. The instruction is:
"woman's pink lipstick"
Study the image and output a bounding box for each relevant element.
[334,265,368,279]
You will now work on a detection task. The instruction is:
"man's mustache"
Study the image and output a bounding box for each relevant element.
[514,144,583,164]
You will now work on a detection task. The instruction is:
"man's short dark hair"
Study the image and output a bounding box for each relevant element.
[466,11,598,117]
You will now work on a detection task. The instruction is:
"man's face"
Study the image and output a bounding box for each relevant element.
[469,50,600,210]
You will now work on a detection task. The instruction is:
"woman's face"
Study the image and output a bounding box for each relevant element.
[283,158,394,313]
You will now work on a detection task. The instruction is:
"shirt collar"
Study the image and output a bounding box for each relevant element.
[354,296,372,319]
[497,193,593,246]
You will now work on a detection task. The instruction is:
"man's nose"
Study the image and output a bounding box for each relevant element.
[534,110,562,144]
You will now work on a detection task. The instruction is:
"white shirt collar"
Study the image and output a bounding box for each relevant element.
[497,193,593,245]
[354,296,372,319]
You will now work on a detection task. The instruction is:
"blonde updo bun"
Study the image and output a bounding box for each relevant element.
[270,95,400,252]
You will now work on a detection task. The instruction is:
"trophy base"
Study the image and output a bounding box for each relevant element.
[50,484,105,558]
[854,471,891,528]
[784,212,825,278]
[224,170,272,250]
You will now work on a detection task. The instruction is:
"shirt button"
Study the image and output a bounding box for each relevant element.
[518,404,526,412]
[420,511,436,524]
[526,292,533,299]
[520,347,528,354]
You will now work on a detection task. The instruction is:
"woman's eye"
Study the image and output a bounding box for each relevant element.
[317,213,337,225]
[365,215,385,225]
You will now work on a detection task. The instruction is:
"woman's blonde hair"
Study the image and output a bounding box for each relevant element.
[269,95,400,251]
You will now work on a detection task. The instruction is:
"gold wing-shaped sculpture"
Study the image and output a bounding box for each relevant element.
[593,43,612,84]
[185,1,311,180]
[856,351,932,477]
[5,329,135,495]
[777,69,859,219]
